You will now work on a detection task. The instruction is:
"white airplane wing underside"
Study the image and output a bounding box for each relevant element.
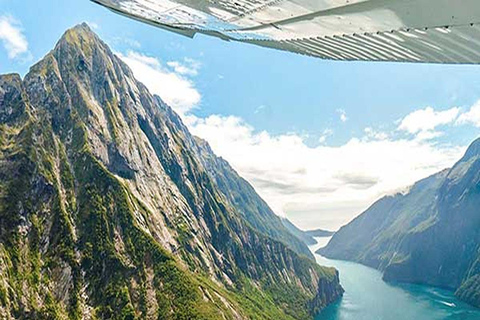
[92,0,480,64]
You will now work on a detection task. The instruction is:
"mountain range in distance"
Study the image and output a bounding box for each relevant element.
[282,219,335,245]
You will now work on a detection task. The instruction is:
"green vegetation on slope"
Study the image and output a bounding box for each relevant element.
[0,24,343,319]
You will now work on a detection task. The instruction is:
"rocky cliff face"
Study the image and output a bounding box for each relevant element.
[190,136,315,260]
[319,138,480,307]
[0,24,342,319]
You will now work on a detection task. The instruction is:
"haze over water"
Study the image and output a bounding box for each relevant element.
[312,238,480,320]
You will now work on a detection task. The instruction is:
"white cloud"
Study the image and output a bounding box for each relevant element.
[167,58,201,77]
[117,48,468,231]
[111,36,141,49]
[337,109,348,122]
[118,51,201,115]
[318,128,333,144]
[186,113,464,230]
[457,100,480,127]
[86,21,99,30]
[364,127,388,140]
[398,106,460,136]
[0,16,29,59]
[254,105,267,114]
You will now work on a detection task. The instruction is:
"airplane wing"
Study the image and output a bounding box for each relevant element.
[92,0,480,64]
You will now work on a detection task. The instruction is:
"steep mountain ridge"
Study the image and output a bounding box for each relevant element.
[319,138,480,307]
[181,126,314,259]
[0,23,342,319]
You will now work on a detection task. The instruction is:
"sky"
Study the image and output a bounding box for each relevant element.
[2,0,480,231]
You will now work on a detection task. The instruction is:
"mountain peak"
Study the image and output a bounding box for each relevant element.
[52,22,108,64]
[70,22,93,33]
[462,137,480,160]
[31,21,133,109]
[62,22,96,43]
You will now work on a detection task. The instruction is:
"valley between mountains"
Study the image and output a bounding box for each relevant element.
[320,137,480,309]
[2,21,480,320]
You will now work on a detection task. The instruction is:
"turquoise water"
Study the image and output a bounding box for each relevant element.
[312,238,480,320]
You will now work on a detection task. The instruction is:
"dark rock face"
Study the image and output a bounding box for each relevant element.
[0,74,28,125]
[0,23,342,319]
[319,139,480,307]
[309,271,344,315]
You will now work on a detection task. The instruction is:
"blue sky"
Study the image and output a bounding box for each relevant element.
[2,0,480,230]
